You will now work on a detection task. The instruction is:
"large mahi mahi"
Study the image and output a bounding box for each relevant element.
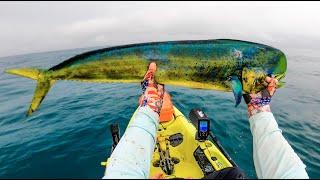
[5,39,287,116]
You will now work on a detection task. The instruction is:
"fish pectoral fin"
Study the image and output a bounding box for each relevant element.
[228,76,243,107]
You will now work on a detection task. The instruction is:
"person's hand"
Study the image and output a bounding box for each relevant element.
[139,62,164,114]
[243,76,278,117]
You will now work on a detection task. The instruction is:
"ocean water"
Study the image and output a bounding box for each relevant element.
[0,47,319,179]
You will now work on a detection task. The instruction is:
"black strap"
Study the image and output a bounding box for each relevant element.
[243,94,251,104]
[203,167,246,179]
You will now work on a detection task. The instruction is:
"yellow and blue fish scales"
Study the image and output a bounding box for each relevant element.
[5,39,287,116]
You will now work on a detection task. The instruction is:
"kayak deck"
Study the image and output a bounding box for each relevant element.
[149,106,233,179]
[103,106,234,179]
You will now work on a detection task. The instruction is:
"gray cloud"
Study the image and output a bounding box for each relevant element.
[1,1,320,57]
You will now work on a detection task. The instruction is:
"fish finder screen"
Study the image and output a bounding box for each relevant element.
[199,121,208,132]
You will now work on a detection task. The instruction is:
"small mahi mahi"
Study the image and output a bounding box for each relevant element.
[5,39,287,116]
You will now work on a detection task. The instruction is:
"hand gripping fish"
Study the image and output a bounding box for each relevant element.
[5,39,287,116]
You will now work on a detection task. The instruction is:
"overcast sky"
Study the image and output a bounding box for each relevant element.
[1,1,320,58]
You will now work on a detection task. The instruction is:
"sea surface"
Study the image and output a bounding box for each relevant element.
[0,47,319,178]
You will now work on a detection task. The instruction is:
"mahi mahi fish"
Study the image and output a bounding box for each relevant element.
[5,39,287,116]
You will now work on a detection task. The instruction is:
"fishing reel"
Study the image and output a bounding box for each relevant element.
[189,108,210,141]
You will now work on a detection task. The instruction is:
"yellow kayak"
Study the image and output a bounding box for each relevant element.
[103,106,237,179]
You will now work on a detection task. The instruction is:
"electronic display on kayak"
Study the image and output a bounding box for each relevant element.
[199,121,208,132]
[189,108,211,141]
[198,119,210,140]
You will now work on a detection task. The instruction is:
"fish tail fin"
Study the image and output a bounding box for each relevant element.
[5,68,41,80]
[27,78,55,116]
[5,68,55,116]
